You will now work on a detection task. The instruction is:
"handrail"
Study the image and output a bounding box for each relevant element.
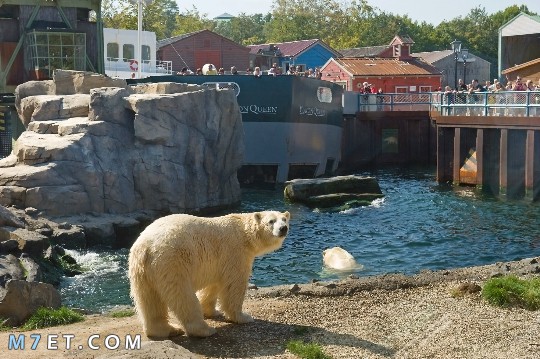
[344,91,540,117]
[104,57,173,75]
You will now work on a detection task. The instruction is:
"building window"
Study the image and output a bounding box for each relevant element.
[395,86,408,93]
[0,5,18,19]
[123,44,134,61]
[334,81,347,90]
[419,86,432,92]
[141,45,151,62]
[393,45,400,57]
[26,30,86,79]
[106,42,119,61]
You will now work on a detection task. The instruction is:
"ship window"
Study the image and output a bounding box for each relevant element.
[123,44,134,61]
[107,43,119,61]
[26,30,86,79]
[317,87,332,103]
[141,45,151,61]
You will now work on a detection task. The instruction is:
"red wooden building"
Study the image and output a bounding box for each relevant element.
[322,35,442,93]
[157,29,250,73]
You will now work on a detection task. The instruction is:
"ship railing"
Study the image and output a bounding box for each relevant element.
[344,91,540,117]
[104,57,173,75]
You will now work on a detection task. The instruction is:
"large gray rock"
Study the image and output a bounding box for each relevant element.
[18,94,90,126]
[284,175,384,210]
[88,87,132,127]
[0,254,25,287]
[0,71,243,216]
[53,70,128,95]
[0,279,61,326]
[6,228,50,255]
[0,205,25,228]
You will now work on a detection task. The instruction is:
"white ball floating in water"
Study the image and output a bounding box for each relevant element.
[322,247,363,270]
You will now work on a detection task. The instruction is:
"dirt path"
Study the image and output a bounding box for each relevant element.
[1,257,539,359]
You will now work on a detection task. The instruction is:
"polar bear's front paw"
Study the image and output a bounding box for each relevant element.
[185,322,217,337]
[145,323,184,338]
[228,312,254,324]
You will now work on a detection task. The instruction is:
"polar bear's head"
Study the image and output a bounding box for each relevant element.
[251,210,290,256]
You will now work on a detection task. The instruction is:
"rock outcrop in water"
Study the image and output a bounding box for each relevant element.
[284,175,384,211]
[0,70,243,216]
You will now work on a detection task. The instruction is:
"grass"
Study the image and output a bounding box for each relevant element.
[108,308,136,318]
[286,339,331,359]
[21,307,84,330]
[482,275,540,310]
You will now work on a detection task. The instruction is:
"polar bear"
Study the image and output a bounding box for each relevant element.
[128,210,290,338]
[322,246,363,271]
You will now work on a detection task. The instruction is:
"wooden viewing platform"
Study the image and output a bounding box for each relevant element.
[344,91,540,200]
[432,110,540,201]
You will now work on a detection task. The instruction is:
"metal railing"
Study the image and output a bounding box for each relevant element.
[344,91,540,117]
[104,57,173,75]
[433,91,540,117]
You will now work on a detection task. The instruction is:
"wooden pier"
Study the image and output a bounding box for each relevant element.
[432,113,540,200]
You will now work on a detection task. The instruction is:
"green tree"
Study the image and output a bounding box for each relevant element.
[101,0,180,39]
[265,0,342,42]
[143,0,179,39]
[173,7,215,37]
[214,14,269,45]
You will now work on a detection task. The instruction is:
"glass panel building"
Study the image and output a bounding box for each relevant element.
[26,30,86,79]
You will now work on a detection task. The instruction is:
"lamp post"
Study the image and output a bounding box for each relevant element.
[461,48,469,86]
[129,0,153,79]
[451,39,462,90]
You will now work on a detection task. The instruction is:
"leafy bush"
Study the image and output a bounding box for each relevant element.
[482,276,540,310]
[22,307,84,330]
[286,339,331,359]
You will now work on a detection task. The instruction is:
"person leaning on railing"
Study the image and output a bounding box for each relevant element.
[510,77,526,116]
[491,82,505,116]
[468,79,486,115]
[512,77,526,91]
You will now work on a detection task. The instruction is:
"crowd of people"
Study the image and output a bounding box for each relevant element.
[175,63,323,79]
[440,76,540,116]
[442,76,540,96]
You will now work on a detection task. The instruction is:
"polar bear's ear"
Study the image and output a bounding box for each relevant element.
[284,211,291,220]
[253,212,262,224]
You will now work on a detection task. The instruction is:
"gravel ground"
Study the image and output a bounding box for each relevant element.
[1,257,539,359]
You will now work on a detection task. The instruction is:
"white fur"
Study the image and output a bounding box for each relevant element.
[128,211,290,338]
[322,247,362,270]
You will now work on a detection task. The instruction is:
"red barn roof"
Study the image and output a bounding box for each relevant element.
[329,57,442,77]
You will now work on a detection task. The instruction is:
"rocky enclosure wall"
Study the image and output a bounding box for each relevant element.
[0,70,244,216]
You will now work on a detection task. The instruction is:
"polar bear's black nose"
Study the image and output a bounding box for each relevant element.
[279,225,288,236]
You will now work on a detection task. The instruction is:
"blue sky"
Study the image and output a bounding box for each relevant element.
[176,0,540,25]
